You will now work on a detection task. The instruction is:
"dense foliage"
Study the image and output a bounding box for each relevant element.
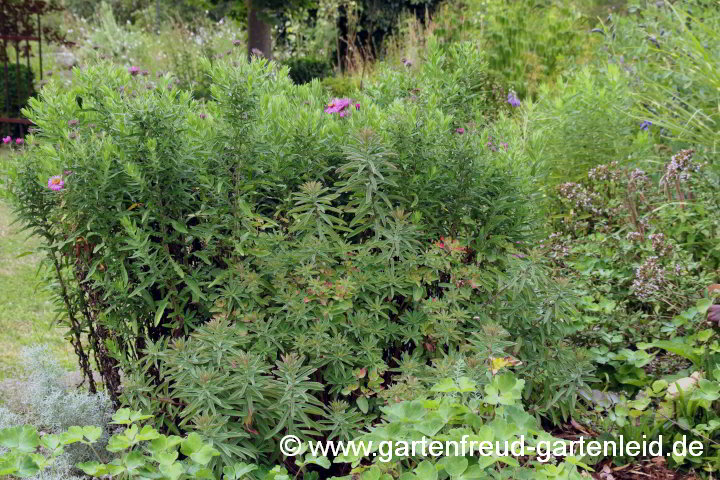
[5,0,720,478]
[6,39,587,469]
[283,57,332,85]
[1,375,593,480]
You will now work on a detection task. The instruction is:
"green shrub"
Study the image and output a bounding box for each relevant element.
[433,0,595,99]
[522,63,650,190]
[320,76,361,97]
[7,56,586,467]
[283,57,332,85]
[0,63,36,119]
[365,38,506,128]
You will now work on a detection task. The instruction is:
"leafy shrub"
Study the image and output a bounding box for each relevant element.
[7,55,587,467]
[320,76,361,97]
[432,0,594,99]
[0,63,36,119]
[522,63,651,189]
[283,57,332,85]
[625,2,720,156]
[365,38,506,127]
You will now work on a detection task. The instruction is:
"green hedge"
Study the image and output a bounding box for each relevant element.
[283,57,332,85]
[0,63,36,118]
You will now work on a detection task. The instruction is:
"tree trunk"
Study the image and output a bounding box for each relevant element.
[247,0,272,60]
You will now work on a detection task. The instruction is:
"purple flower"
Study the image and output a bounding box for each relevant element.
[233,39,242,46]
[324,98,351,114]
[640,120,652,131]
[507,92,521,107]
[2,136,10,144]
[456,127,465,134]
[402,58,413,67]
[355,103,361,111]
[68,119,79,127]
[128,66,140,76]
[199,113,207,119]
[63,170,73,176]
[48,175,64,191]
[141,69,150,76]
[15,138,24,145]
[501,142,509,151]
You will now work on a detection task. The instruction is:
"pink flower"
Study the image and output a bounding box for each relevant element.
[355,103,360,110]
[48,175,64,191]
[2,136,10,144]
[324,98,351,114]
[15,138,24,145]
[128,66,140,76]
[456,128,465,134]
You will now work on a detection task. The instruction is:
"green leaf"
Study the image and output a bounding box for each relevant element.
[415,414,447,437]
[153,449,179,465]
[441,456,468,477]
[431,378,457,393]
[82,426,103,443]
[77,461,109,476]
[0,426,40,453]
[137,425,161,441]
[160,461,185,480]
[223,462,258,480]
[106,434,132,452]
[302,454,331,469]
[181,433,220,465]
[414,460,438,480]
[356,397,369,414]
[483,373,524,405]
[123,451,147,472]
[170,219,189,234]
[154,299,169,327]
[696,298,712,314]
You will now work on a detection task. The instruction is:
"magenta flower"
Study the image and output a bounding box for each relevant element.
[456,127,465,134]
[324,98,351,114]
[15,138,24,145]
[2,136,10,144]
[128,66,140,76]
[355,103,361,111]
[48,175,64,191]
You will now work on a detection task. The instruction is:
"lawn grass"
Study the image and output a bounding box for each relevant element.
[0,197,74,380]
